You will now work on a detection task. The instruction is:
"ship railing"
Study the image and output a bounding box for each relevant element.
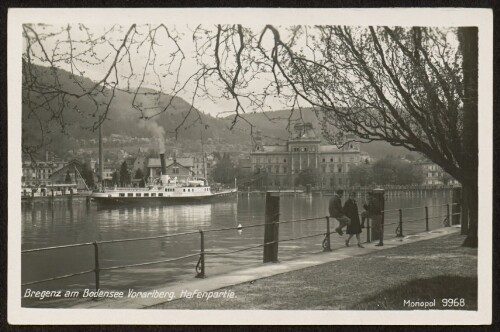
[21,202,460,296]
[102,187,164,192]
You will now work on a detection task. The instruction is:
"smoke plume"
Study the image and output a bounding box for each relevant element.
[138,120,166,153]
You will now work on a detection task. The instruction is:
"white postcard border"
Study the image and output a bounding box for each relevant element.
[7,7,493,325]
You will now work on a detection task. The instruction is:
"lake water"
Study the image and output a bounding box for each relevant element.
[21,190,453,307]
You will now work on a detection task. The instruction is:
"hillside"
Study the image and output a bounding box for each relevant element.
[22,64,411,160]
[22,64,251,157]
[224,108,413,159]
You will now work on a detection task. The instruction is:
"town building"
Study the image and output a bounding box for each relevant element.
[190,154,215,178]
[131,156,147,176]
[415,159,459,185]
[250,123,362,189]
[146,156,195,182]
[50,159,90,190]
[94,162,116,187]
[22,160,66,187]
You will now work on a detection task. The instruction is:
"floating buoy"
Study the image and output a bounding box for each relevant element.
[237,224,243,235]
[237,224,242,230]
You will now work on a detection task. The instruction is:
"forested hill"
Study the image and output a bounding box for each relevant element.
[22,64,411,159]
[22,64,250,155]
[226,108,412,158]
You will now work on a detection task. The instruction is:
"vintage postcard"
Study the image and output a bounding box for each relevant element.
[7,7,492,325]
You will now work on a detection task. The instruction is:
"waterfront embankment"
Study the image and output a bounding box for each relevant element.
[69,225,476,310]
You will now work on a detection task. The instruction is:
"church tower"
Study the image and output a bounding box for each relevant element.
[252,130,264,152]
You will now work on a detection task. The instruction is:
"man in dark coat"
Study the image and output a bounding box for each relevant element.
[329,189,350,236]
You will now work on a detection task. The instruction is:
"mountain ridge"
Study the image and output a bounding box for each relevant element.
[22,64,412,160]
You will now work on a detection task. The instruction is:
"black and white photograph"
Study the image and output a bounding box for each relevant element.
[7,7,492,325]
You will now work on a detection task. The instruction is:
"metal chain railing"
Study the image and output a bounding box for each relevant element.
[22,202,460,293]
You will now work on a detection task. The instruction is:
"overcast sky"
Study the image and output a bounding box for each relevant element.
[24,23,296,118]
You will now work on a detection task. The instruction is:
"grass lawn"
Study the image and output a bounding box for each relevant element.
[350,275,477,310]
[149,232,477,310]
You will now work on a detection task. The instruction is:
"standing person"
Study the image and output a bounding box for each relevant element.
[329,189,350,236]
[364,192,384,246]
[343,192,364,248]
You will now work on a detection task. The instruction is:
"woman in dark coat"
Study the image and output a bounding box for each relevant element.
[343,192,364,248]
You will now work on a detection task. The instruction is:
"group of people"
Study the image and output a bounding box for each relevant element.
[328,189,383,248]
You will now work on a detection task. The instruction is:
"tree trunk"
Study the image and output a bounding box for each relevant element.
[458,27,478,248]
[462,182,478,247]
[461,185,469,235]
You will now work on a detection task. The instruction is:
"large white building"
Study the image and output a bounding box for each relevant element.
[22,160,66,187]
[250,123,362,188]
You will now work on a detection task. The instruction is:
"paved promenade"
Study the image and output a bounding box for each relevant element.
[69,225,478,310]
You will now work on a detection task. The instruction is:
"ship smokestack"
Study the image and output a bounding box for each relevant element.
[160,153,167,175]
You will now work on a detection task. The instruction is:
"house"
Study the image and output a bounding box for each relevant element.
[146,156,195,183]
[49,159,89,190]
[22,160,66,187]
[414,159,459,185]
[94,162,116,187]
[131,156,148,176]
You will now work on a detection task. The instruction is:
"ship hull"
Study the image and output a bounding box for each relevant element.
[91,189,237,206]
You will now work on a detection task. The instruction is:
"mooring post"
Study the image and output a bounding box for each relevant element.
[397,209,403,237]
[263,191,280,263]
[195,230,206,278]
[451,187,461,225]
[323,216,332,252]
[92,241,100,299]
[370,188,385,243]
[425,206,429,231]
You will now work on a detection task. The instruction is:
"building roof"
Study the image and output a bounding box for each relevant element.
[293,123,319,139]
[318,145,342,153]
[50,160,84,177]
[22,160,68,168]
[147,157,194,168]
[165,161,194,175]
[261,145,288,153]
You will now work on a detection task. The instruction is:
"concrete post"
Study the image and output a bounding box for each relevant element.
[370,188,385,242]
[263,191,280,263]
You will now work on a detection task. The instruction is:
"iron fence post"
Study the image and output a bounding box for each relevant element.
[195,230,206,278]
[397,209,403,237]
[446,204,450,227]
[323,217,332,252]
[425,206,429,231]
[92,241,100,299]
[366,217,371,243]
